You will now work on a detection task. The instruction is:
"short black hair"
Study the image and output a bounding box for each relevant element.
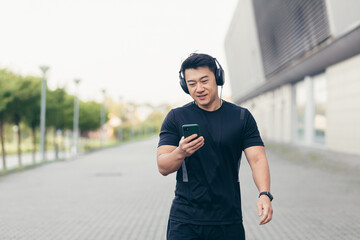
[180,53,217,79]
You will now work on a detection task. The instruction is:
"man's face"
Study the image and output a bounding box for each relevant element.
[184,66,219,111]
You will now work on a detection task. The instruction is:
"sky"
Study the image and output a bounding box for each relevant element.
[0,0,238,106]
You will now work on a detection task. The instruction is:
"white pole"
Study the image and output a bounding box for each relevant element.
[39,66,49,161]
[73,79,81,156]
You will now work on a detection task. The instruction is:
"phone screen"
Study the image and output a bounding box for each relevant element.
[182,124,200,138]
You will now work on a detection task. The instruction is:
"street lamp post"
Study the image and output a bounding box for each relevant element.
[72,79,81,156]
[100,89,106,148]
[39,65,49,162]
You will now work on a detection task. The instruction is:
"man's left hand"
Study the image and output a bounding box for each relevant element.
[257,195,273,225]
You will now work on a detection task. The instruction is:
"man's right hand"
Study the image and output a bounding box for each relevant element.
[157,134,204,176]
[178,134,205,157]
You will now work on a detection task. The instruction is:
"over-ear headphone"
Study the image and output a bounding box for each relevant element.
[179,58,225,94]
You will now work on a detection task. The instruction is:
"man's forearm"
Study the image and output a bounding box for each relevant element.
[251,157,271,192]
[157,147,185,176]
[245,146,271,192]
[157,135,204,176]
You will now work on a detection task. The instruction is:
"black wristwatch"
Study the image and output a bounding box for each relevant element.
[259,192,273,201]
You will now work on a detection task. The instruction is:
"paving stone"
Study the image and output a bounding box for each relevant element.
[240,145,360,240]
[0,137,359,239]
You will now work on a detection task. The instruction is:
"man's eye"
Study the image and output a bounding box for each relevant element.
[202,80,208,83]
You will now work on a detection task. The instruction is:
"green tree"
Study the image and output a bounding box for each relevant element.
[6,74,36,166]
[79,100,102,135]
[0,69,17,169]
[46,88,73,158]
[22,76,42,163]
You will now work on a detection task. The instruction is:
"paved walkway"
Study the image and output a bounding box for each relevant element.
[0,137,359,239]
[1,151,70,171]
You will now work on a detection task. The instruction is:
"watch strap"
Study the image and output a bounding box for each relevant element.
[259,191,273,201]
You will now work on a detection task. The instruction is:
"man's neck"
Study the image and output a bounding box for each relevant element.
[194,98,223,112]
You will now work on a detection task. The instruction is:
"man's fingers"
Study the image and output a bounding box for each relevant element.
[185,136,204,148]
[266,207,273,223]
[180,135,198,147]
[259,205,273,225]
[189,137,204,149]
[259,208,268,225]
[186,139,204,154]
[257,203,263,217]
[259,216,265,225]
[260,213,272,225]
[183,134,199,143]
[180,136,204,156]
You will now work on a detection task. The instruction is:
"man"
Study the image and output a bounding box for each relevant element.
[157,53,273,240]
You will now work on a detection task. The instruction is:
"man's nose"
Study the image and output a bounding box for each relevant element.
[196,83,204,92]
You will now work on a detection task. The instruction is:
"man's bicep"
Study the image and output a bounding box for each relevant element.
[244,145,266,165]
[241,109,264,150]
[157,145,177,158]
[158,109,180,147]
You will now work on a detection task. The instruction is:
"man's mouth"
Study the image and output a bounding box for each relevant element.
[197,94,207,100]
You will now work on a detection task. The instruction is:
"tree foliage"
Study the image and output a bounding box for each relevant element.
[46,87,73,130]
[1,68,166,169]
[0,69,18,168]
[79,100,102,134]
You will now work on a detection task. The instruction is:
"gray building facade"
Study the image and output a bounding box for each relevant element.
[225,0,360,155]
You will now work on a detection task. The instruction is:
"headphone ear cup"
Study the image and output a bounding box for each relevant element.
[179,72,189,94]
[216,68,225,86]
[214,58,225,86]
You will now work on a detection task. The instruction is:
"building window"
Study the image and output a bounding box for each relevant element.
[313,75,327,144]
[295,81,306,141]
[294,75,327,145]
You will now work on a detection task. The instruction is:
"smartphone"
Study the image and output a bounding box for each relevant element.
[182,124,200,139]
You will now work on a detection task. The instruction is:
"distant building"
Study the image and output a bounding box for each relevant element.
[225,0,360,155]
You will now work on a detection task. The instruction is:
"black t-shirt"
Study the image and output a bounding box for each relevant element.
[158,100,264,225]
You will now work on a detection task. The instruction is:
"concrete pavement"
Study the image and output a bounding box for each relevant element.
[240,142,360,240]
[1,151,69,171]
[0,137,359,239]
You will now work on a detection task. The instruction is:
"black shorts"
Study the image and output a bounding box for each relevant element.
[167,219,245,240]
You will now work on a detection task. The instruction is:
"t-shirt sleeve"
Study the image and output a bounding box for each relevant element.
[158,109,180,147]
[242,109,264,150]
